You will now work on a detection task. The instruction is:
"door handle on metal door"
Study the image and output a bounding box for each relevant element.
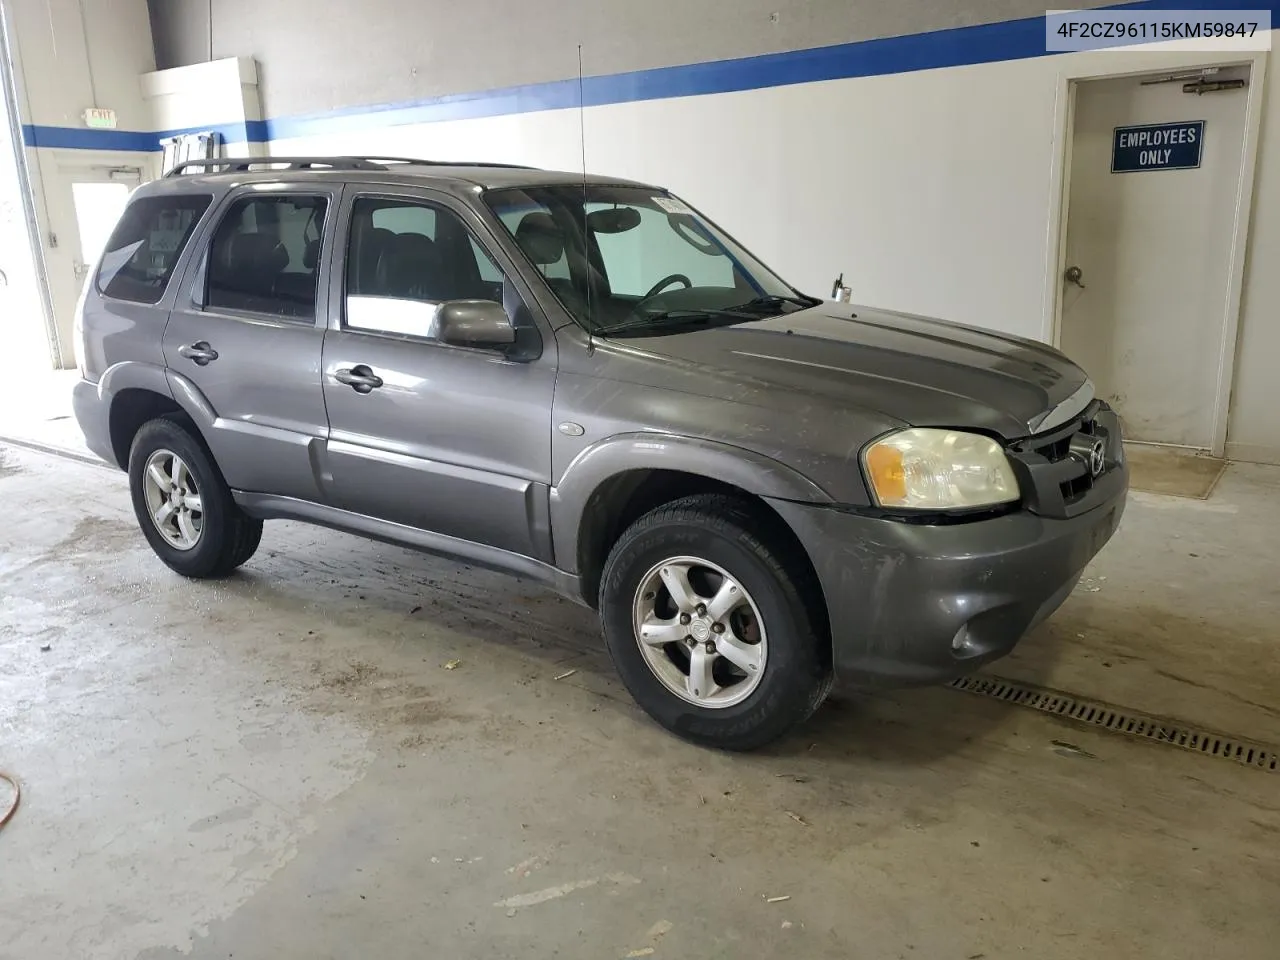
[334,365,384,394]
[177,341,219,365]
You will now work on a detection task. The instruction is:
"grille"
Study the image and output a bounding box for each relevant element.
[1007,400,1116,518]
[1028,413,1098,506]
[950,675,1279,772]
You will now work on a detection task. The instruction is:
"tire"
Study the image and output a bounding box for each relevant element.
[599,494,832,750]
[127,417,263,578]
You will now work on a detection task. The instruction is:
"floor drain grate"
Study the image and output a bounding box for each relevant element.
[949,674,1279,772]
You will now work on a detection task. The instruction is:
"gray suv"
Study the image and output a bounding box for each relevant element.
[72,156,1127,749]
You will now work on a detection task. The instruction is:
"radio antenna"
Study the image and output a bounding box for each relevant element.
[578,44,594,346]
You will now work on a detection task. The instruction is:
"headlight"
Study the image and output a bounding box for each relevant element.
[862,428,1020,510]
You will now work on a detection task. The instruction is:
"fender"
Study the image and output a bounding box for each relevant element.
[549,431,834,575]
[98,360,174,403]
[163,368,220,433]
[97,361,219,435]
[100,363,325,499]
[96,361,222,458]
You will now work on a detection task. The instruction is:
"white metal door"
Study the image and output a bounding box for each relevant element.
[65,166,141,288]
[1059,67,1251,449]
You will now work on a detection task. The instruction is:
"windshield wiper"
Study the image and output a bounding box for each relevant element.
[731,293,821,312]
[596,308,756,335]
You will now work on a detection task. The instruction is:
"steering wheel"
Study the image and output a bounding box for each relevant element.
[641,273,692,300]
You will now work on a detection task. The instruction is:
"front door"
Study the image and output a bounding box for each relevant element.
[320,189,557,561]
[1059,66,1251,448]
[164,183,336,501]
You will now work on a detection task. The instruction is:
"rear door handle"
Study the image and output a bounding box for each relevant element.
[334,365,384,394]
[177,341,219,365]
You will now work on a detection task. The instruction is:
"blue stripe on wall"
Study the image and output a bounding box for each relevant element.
[21,0,1278,151]
[20,124,163,151]
[19,119,270,152]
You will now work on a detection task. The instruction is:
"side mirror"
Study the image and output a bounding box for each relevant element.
[430,299,516,348]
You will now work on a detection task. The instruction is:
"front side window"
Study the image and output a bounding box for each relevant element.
[97,194,212,304]
[484,185,810,335]
[345,197,504,338]
[206,194,328,319]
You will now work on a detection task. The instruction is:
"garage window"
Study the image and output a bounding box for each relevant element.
[96,194,212,304]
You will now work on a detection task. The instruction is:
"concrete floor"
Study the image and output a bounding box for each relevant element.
[1,441,1278,960]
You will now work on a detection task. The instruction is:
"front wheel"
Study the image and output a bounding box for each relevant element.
[599,495,831,750]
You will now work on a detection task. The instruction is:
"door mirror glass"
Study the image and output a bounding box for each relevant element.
[430,299,516,347]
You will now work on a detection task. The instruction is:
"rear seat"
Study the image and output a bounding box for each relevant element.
[208,232,289,314]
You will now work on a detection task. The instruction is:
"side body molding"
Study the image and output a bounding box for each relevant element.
[164,368,219,432]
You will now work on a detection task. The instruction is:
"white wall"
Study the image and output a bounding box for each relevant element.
[267,39,1280,461]
[141,56,263,157]
[1230,51,1280,464]
[6,0,1277,459]
[10,0,155,130]
[4,0,157,367]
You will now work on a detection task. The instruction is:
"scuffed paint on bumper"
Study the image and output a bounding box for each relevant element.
[768,463,1127,688]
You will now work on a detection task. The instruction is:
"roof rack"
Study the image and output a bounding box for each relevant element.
[165,156,391,177]
[165,155,537,177]
[348,156,538,170]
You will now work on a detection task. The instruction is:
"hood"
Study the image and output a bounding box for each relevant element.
[621,303,1088,439]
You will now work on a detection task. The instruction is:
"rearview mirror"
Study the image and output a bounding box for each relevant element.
[429,299,516,348]
[586,207,641,234]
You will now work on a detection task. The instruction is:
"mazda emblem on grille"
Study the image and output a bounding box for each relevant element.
[1088,439,1106,477]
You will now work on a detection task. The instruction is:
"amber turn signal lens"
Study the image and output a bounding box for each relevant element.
[864,443,906,504]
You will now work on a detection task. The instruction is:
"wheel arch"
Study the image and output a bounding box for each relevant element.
[552,434,832,614]
[102,362,218,469]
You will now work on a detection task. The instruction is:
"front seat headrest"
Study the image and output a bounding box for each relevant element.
[377,233,441,299]
[515,212,564,266]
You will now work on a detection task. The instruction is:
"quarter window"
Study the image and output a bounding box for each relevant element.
[206,194,328,319]
[345,197,505,338]
[96,194,212,304]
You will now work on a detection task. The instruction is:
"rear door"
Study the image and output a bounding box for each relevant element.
[165,182,337,501]
[319,186,557,561]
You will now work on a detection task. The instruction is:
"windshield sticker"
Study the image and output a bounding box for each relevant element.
[653,195,694,216]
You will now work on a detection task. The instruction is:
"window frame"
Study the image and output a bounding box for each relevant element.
[327,186,547,353]
[182,182,340,328]
[93,191,215,307]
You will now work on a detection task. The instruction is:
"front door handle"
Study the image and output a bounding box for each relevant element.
[177,341,219,365]
[334,365,384,394]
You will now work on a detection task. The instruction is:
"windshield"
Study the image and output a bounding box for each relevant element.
[484,185,809,335]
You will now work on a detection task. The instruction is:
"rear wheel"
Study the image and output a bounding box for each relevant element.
[599,495,831,750]
[128,417,263,578]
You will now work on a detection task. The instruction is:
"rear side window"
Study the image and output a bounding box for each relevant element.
[96,194,212,304]
[206,194,328,320]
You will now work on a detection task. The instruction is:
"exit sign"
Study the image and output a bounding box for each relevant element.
[82,108,117,129]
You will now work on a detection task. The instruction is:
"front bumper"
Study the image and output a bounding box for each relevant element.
[768,459,1127,688]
